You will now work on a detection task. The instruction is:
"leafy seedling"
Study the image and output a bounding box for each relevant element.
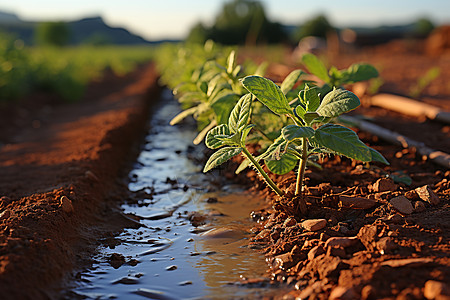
[203,93,284,196]
[241,75,389,197]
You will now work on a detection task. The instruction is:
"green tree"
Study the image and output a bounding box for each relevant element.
[35,21,70,46]
[293,15,334,43]
[186,22,210,44]
[207,0,286,45]
[414,18,435,37]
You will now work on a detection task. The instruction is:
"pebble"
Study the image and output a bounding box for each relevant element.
[373,178,398,192]
[414,201,426,213]
[283,217,297,227]
[389,196,413,214]
[424,280,450,299]
[339,196,377,209]
[60,196,74,213]
[165,265,178,271]
[272,252,296,270]
[301,219,327,231]
[415,185,440,205]
[325,236,358,249]
[178,281,193,286]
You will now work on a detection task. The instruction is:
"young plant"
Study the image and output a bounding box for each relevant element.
[240,75,389,196]
[301,53,379,95]
[203,93,284,196]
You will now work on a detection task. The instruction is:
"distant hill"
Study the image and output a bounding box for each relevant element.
[0,11,174,45]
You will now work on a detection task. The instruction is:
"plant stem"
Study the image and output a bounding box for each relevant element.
[295,137,308,196]
[242,147,284,197]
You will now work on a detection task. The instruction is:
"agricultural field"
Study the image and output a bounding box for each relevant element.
[0,28,449,300]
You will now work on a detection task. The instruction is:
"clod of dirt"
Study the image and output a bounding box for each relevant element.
[380,258,434,268]
[108,253,126,269]
[329,286,358,300]
[424,280,450,300]
[415,185,440,205]
[414,200,426,212]
[389,196,414,214]
[301,219,327,231]
[308,245,325,260]
[372,178,398,193]
[324,236,358,249]
[60,196,74,213]
[339,196,377,209]
[0,209,11,220]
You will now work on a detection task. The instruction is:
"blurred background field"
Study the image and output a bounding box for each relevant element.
[0,0,448,103]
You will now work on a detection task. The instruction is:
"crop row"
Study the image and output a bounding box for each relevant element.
[155,42,389,201]
[0,32,154,102]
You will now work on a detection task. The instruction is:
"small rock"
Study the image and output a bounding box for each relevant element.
[373,178,398,193]
[424,280,450,299]
[414,201,426,213]
[329,286,358,300]
[325,236,358,249]
[390,196,414,214]
[85,170,99,181]
[166,265,178,271]
[301,219,327,231]
[108,253,126,269]
[308,245,325,260]
[0,209,11,220]
[415,185,440,205]
[178,281,193,286]
[206,197,218,203]
[339,196,377,209]
[283,217,297,227]
[60,196,74,213]
[273,252,296,270]
[112,277,140,285]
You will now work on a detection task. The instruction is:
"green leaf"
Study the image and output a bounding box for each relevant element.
[314,124,372,162]
[282,125,314,142]
[260,136,288,161]
[316,88,360,117]
[341,64,379,84]
[281,69,305,94]
[227,50,236,74]
[203,147,243,173]
[241,75,292,116]
[302,53,330,82]
[304,85,321,112]
[211,93,239,124]
[265,153,298,175]
[369,148,390,165]
[303,112,320,124]
[228,93,252,133]
[169,106,198,125]
[205,124,231,149]
[295,104,306,119]
[240,124,255,144]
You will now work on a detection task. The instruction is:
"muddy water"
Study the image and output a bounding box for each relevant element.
[69,90,284,299]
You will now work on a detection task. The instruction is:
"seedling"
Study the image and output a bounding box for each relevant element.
[203,74,388,200]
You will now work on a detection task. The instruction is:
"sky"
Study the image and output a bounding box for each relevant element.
[0,0,449,40]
